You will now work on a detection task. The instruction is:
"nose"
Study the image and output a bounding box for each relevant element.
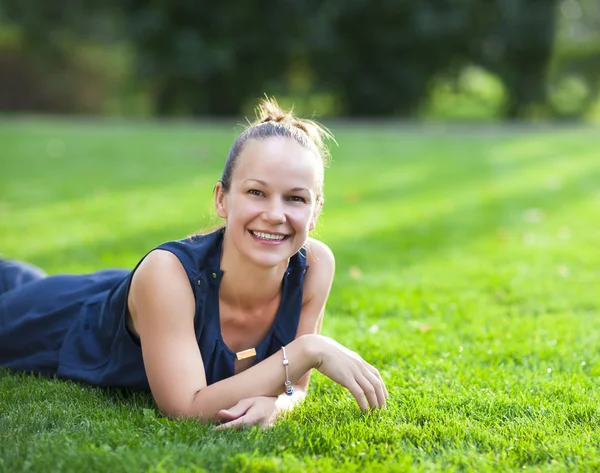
[261,198,286,225]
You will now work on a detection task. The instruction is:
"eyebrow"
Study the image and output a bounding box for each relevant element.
[244,179,310,193]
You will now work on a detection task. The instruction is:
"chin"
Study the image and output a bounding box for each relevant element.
[247,239,306,268]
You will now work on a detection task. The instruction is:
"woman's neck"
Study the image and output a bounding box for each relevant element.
[218,239,288,310]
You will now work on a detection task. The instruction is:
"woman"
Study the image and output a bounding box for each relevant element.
[0,99,388,428]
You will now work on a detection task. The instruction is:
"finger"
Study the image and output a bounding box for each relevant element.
[356,374,381,410]
[347,380,369,412]
[216,407,265,430]
[216,398,253,421]
[215,415,248,430]
[366,364,389,399]
[369,366,388,401]
[217,411,260,430]
[362,369,386,409]
[215,410,237,421]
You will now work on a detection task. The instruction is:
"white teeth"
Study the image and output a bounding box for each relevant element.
[252,231,285,241]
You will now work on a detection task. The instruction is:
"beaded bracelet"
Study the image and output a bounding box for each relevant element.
[282,346,294,396]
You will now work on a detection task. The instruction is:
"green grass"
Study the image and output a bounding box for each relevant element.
[1,119,599,472]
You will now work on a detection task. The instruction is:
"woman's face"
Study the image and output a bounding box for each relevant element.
[215,137,322,268]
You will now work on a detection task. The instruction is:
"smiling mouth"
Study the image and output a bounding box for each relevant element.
[249,230,288,241]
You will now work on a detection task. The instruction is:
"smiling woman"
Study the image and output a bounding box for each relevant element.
[0,98,388,429]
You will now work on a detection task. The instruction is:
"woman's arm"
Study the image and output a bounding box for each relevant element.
[214,239,335,428]
[130,248,386,421]
[215,240,387,426]
[129,249,317,419]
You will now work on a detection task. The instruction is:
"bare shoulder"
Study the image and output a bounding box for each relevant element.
[129,249,193,325]
[302,238,335,303]
[304,237,335,269]
[134,248,187,277]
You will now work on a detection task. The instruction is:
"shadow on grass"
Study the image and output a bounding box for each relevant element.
[327,161,600,269]
[0,125,232,211]
[1,124,593,212]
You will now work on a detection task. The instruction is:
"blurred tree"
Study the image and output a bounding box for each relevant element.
[547,0,600,119]
[302,0,472,116]
[1,0,593,120]
[470,0,560,118]
[0,0,129,113]
[303,0,559,118]
[121,0,303,116]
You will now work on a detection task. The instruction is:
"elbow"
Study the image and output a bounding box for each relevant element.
[157,403,196,420]
[156,388,213,422]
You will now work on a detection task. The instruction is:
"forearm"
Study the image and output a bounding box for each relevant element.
[184,334,318,421]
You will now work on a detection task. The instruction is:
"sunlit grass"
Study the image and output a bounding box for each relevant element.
[1,119,599,472]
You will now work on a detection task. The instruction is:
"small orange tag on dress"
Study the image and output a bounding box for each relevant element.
[236,348,257,360]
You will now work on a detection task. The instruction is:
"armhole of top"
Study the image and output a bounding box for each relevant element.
[123,246,197,326]
[151,245,197,292]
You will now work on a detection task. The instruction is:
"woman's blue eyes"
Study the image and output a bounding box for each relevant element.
[247,190,306,203]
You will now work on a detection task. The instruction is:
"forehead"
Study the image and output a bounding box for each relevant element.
[233,137,322,189]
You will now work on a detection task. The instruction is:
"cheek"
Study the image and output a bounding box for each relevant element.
[287,205,314,229]
[230,198,263,218]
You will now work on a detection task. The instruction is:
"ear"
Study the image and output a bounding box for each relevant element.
[214,181,228,219]
[309,200,323,231]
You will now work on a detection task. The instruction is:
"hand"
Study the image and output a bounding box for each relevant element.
[214,396,278,430]
[313,335,389,411]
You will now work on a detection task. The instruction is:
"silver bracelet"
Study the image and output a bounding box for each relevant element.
[282,346,294,396]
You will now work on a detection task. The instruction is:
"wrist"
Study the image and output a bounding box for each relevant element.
[276,388,306,412]
[297,334,323,370]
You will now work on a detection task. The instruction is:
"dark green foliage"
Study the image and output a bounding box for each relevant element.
[469,0,559,118]
[1,0,594,118]
[0,1,126,113]
[120,0,560,117]
[120,0,302,116]
[303,0,472,116]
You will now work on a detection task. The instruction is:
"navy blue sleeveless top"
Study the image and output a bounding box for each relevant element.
[54,228,308,390]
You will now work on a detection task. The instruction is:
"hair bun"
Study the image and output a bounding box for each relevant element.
[251,97,334,166]
[255,98,294,125]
